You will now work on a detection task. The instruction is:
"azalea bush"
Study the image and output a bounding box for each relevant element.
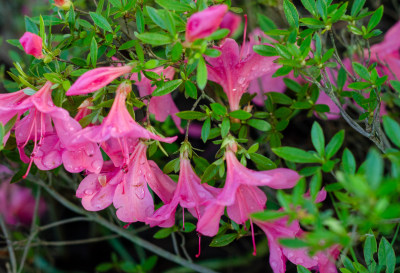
[0,0,400,272]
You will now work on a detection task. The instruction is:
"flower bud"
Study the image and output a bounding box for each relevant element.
[19,32,44,59]
[54,0,73,10]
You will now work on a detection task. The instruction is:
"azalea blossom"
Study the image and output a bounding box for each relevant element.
[0,165,46,226]
[185,5,228,42]
[220,12,241,37]
[206,38,278,110]
[197,141,300,237]
[147,143,220,227]
[19,32,44,59]
[66,65,133,96]
[131,67,183,133]
[113,142,177,223]
[54,0,73,10]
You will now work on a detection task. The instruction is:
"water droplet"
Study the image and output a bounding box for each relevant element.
[47,101,54,106]
[135,186,145,199]
[91,160,102,171]
[287,252,294,258]
[98,174,107,187]
[295,258,304,264]
[84,189,93,195]
[232,88,237,92]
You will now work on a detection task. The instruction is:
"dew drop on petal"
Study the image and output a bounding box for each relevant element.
[91,160,102,171]
[135,186,145,199]
[84,189,93,195]
[295,258,304,264]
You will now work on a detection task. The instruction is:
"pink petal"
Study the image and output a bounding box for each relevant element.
[19,32,43,58]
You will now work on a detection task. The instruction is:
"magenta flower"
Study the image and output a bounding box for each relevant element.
[113,142,177,223]
[197,141,300,236]
[206,38,278,110]
[66,66,133,96]
[147,144,220,227]
[0,165,46,226]
[19,32,44,59]
[220,12,241,37]
[131,67,183,133]
[185,5,228,42]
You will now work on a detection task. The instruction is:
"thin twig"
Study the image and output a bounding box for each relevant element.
[0,216,17,273]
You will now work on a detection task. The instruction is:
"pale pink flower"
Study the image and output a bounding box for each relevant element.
[54,0,73,10]
[71,82,177,168]
[206,38,278,110]
[19,32,44,59]
[220,12,241,37]
[186,5,228,42]
[76,161,123,211]
[66,66,133,96]
[197,142,300,236]
[147,145,220,227]
[113,142,177,223]
[0,165,46,226]
[131,67,183,133]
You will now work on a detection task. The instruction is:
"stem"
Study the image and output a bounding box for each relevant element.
[0,216,17,273]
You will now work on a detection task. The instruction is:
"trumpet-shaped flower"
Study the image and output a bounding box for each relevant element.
[185,5,228,42]
[72,82,177,167]
[131,67,183,133]
[197,142,299,236]
[113,142,177,223]
[206,38,278,110]
[19,32,44,59]
[66,66,133,96]
[147,146,220,227]
[220,12,241,37]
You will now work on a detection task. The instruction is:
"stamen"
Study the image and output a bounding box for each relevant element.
[195,233,202,258]
[22,156,35,179]
[250,219,257,256]
[239,14,248,60]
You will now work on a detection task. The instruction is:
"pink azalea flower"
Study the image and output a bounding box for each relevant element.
[146,144,220,227]
[206,38,278,110]
[0,89,30,145]
[66,66,133,96]
[54,0,73,10]
[131,67,183,133]
[76,161,123,211]
[19,32,44,59]
[368,21,400,80]
[72,82,177,168]
[0,165,46,226]
[220,12,241,37]
[113,142,177,223]
[186,5,228,42]
[13,82,102,176]
[197,141,300,237]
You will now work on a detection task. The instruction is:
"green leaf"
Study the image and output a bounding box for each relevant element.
[253,45,278,57]
[208,29,230,40]
[311,122,325,156]
[201,118,211,143]
[269,92,293,105]
[175,111,206,120]
[25,16,39,34]
[152,79,182,96]
[325,130,344,159]
[367,6,383,32]
[316,0,328,21]
[382,116,400,148]
[210,103,227,116]
[119,40,136,50]
[164,10,176,36]
[135,32,172,46]
[249,153,277,170]
[221,117,230,138]
[251,210,287,221]
[272,147,322,163]
[300,0,317,16]
[279,238,308,248]
[378,237,395,273]
[352,62,371,81]
[247,119,271,132]
[364,230,377,273]
[297,265,312,273]
[229,110,252,120]
[90,37,98,68]
[390,80,400,93]
[155,0,192,12]
[351,0,366,16]
[365,149,383,189]
[201,163,218,184]
[209,233,237,247]
[283,0,299,28]
[171,42,183,62]
[136,8,145,33]
[153,227,174,239]
[184,81,197,99]
[89,12,112,32]
[341,148,356,174]
[197,56,208,90]
[257,13,277,32]
[146,6,166,30]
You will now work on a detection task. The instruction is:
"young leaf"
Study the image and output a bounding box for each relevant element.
[152,79,183,96]
[201,118,211,143]
[209,233,237,247]
[382,116,400,148]
[272,147,322,163]
[283,0,299,28]
[89,12,112,32]
[311,122,325,156]
[367,6,383,32]
[197,56,208,90]
[325,130,344,159]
